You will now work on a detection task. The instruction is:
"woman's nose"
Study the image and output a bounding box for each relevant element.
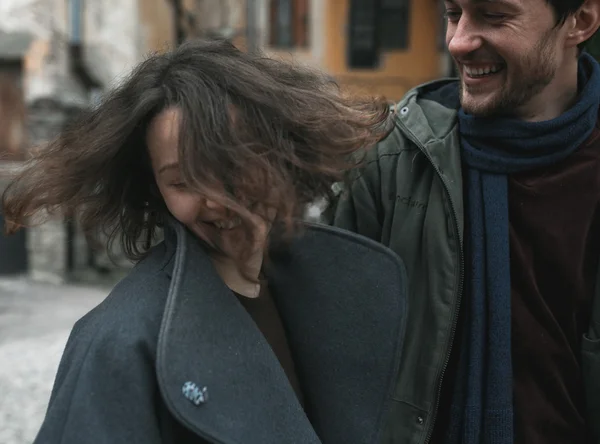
[200,196,223,211]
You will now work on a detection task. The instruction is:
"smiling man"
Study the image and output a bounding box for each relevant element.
[331,0,600,443]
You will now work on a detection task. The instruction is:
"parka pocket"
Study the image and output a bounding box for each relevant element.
[582,334,600,443]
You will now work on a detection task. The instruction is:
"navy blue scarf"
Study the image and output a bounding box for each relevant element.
[446,52,600,444]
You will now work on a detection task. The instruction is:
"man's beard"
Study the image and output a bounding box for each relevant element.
[459,29,558,117]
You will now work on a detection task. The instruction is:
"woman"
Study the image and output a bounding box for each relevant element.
[2,39,407,444]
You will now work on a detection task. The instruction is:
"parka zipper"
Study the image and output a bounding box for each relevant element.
[395,118,465,444]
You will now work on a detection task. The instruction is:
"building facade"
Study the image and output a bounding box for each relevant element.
[0,0,175,283]
[174,0,450,101]
[256,0,450,101]
[0,0,449,283]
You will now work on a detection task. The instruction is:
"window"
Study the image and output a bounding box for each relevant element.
[0,62,25,160]
[379,0,411,50]
[269,0,310,48]
[68,0,83,44]
[437,0,449,51]
[347,0,380,68]
[347,0,412,69]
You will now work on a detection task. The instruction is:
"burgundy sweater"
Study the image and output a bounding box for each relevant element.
[509,119,600,443]
[434,118,600,443]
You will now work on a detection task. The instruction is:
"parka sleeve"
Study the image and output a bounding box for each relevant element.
[327,152,383,243]
[33,318,163,444]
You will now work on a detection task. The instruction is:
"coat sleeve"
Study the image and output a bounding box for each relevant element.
[34,314,164,444]
[327,151,383,242]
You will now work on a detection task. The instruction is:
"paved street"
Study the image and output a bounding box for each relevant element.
[0,277,108,444]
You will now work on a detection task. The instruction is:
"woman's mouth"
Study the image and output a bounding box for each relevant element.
[210,216,242,230]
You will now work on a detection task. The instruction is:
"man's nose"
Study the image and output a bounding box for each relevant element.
[447,15,484,59]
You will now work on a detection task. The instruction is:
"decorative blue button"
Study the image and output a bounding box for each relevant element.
[182,381,209,406]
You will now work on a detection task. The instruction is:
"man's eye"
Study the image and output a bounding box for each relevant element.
[444,10,461,22]
[483,13,507,21]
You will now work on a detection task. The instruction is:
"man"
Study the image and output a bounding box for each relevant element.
[330,0,600,443]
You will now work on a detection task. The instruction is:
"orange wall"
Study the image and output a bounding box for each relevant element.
[140,0,443,102]
[138,0,175,53]
[324,0,442,101]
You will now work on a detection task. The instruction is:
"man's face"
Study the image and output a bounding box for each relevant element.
[445,0,572,118]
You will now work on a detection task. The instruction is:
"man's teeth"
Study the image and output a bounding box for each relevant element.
[465,65,503,77]
[213,217,242,230]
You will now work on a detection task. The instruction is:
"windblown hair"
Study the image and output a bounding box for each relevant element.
[2,38,392,261]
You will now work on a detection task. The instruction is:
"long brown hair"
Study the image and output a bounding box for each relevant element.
[2,38,392,261]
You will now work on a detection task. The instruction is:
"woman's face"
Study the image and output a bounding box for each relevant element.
[146,107,269,261]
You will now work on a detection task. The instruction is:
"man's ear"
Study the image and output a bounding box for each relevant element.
[565,0,600,48]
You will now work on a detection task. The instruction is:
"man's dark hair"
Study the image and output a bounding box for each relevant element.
[546,0,593,51]
[547,0,585,25]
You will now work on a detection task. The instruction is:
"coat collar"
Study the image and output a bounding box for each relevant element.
[156,219,408,444]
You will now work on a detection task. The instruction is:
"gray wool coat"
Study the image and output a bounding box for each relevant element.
[33,219,408,444]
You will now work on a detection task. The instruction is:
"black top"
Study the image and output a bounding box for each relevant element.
[234,280,305,406]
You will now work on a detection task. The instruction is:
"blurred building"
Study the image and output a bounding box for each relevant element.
[171,0,245,43]
[174,0,450,100]
[0,0,449,283]
[261,0,449,100]
[0,0,175,283]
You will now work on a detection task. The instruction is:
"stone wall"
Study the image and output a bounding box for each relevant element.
[0,0,145,283]
[25,98,89,283]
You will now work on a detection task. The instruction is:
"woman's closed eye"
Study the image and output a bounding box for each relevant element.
[170,182,187,190]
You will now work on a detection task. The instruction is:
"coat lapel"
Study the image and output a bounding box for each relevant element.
[156,221,320,444]
[267,223,408,444]
[156,220,408,444]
